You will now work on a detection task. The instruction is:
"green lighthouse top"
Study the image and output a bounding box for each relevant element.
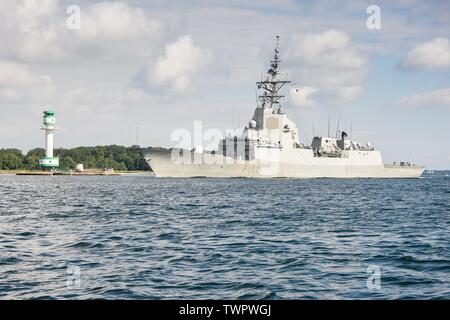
[43,110,56,126]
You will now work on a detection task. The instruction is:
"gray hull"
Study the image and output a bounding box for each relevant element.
[145,148,425,178]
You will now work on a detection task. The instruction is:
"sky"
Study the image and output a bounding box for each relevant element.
[0,0,449,169]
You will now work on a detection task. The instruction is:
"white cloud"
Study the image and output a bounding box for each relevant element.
[0,0,166,62]
[335,85,362,101]
[287,29,366,69]
[77,1,165,46]
[61,86,148,114]
[0,0,63,61]
[400,87,450,107]
[285,29,368,105]
[0,60,55,102]
[71,1,167,62]
[289,86,318,107]
[0,60,40,87]
[401,38,450,70]
[15,0,58,29]
[141,35,213,93]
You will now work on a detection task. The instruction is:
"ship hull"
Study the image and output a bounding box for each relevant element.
[145,148,425,178]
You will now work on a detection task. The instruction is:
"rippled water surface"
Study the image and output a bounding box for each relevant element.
[0,171,449,299]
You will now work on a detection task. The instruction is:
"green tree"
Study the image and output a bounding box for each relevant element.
[102,157,126,170]
[0,145,151,171]
[26,148,45,158]
[0,150,22,169]
[60,156,76,170]
[23,155,40,170]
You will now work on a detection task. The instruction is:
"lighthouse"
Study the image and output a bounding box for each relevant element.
[39,111,59,168]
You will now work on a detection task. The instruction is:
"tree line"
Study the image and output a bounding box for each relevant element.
[0,145,150,171]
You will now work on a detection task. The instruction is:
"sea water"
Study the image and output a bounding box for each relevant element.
[0,171,449,299]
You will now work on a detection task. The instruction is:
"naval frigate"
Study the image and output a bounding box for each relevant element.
[145,37,424,178]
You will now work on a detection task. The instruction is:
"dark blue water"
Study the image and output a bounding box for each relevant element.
[0,171,449,299]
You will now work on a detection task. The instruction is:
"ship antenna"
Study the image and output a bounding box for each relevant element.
[335,115,340,138]
[327,117,330,137]
[306,118,309,144]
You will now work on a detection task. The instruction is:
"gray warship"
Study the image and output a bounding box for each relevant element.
[145,37,424,178]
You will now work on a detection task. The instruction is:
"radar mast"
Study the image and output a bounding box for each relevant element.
[256,35,291,111]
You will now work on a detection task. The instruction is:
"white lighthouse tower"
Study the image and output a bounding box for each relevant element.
[39,111,59,168]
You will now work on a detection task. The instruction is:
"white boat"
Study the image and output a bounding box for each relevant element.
[145,37,424,178]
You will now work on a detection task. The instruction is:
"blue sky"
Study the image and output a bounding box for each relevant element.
[0,0,449,168]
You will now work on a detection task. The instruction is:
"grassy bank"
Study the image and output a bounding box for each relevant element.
[0,169,43,174]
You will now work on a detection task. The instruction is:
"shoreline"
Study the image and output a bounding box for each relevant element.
[0,170,152,176]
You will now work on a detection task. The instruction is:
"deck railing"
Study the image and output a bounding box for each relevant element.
[384,163,424,169]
